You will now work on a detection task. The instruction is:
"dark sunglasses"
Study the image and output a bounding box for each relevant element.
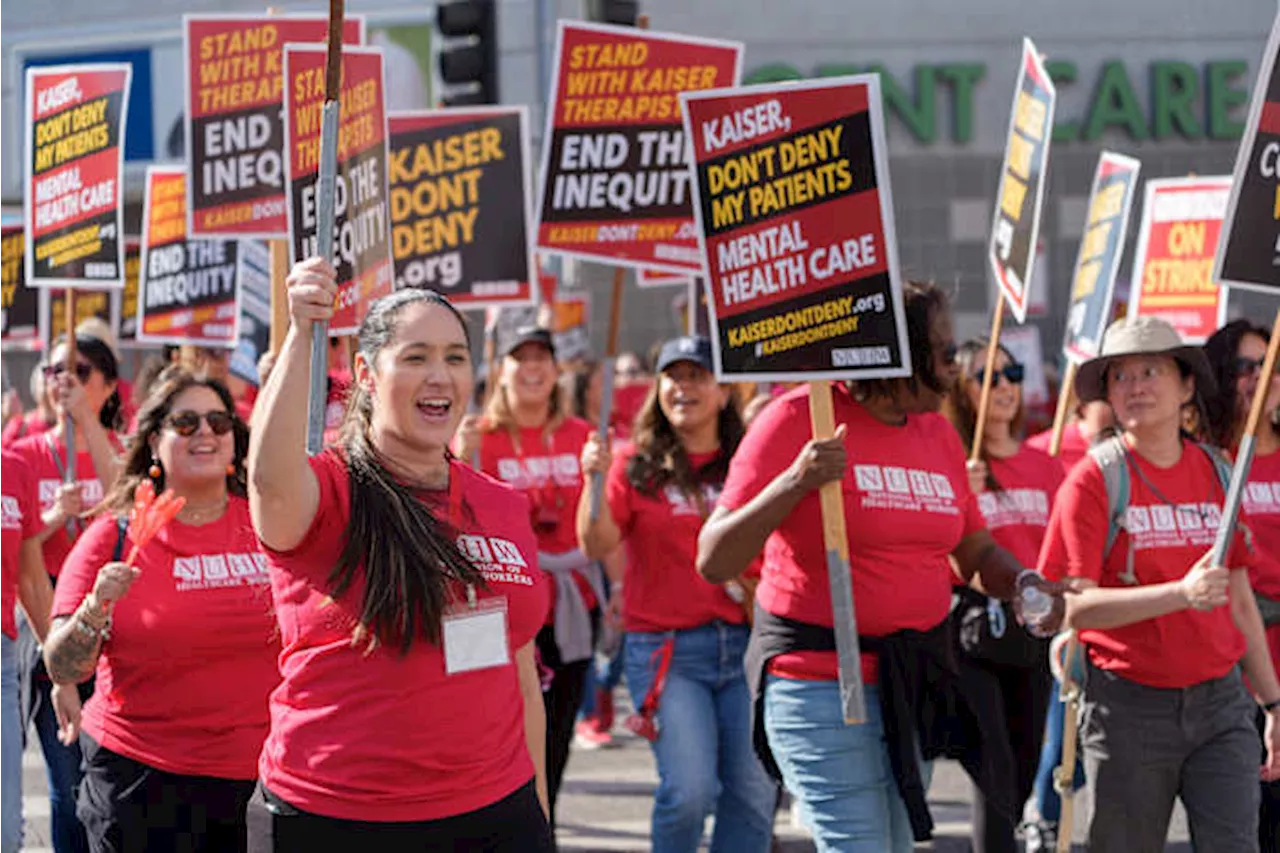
[1236,356,1265,377]
[940,342,958,366]
[973,363,1026,386]
[42,362,93,382]
[164,410,236,437]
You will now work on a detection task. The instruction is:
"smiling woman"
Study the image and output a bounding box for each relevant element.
[245,259,553,853]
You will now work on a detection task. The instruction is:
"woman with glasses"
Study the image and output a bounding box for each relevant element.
[942,340,1063,853]
[698,281,1063,853]
[10,334,123,853]
[1039,317,1280,850]
[1203,319,1280,849]
[41,368,279,852]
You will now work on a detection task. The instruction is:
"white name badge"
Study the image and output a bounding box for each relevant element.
[443,596,510,675]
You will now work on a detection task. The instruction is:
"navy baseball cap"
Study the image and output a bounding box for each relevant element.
[655,336,714,374]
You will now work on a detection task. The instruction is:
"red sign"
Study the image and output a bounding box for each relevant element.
[535,22,742,274]
[1129,176,1231,344]
[24,64,130,288]
[681,76,910,382]
[283,45,394,336]
[184,14,365,238]
[138,167,240,347]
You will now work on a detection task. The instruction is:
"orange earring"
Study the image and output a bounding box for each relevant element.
[148,460,162,480]
[226,463,237,476]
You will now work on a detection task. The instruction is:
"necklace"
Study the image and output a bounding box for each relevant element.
[178,497,229,525]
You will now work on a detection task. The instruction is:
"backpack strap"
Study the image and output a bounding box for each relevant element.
[1087,435,1130,558]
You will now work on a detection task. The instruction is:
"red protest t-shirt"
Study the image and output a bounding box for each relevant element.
[719,384,985,684]
[10,432,110,577]
[1,412,53,448]
[50,497,279,779]
[478,418,592,557]
[1026,422,1090,477]
[610,383,652,441]
[1238,448,1280,676]
[260,450,551,822]
[1037,440,1250,688]
[606,444,746,632]
[1,452,40,640]
[978,446,1064,568]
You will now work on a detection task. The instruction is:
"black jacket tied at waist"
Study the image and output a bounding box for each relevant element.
[744,605,1016,842]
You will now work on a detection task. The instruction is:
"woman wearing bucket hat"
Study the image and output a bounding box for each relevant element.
[577,335,777,853]
[1038,315,1280,851]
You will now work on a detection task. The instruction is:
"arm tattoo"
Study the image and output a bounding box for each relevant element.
[44,614,104,685]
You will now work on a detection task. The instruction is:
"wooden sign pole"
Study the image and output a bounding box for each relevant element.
[1047,362,1078,458]
[304,0,345,455]
[269,240,290,356]
[809,379,865,723]
[588,265,626,521]
[969,299,1006,461]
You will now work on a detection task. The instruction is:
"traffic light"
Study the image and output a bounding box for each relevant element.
[437,0,498,106]
[597,0,639,25]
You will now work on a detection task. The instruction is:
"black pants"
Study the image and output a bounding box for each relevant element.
[76,733,255,853]
[245,780,553,853]
[536,625,590,826]
[1258,709,1280,852]
[960,654,1052,853]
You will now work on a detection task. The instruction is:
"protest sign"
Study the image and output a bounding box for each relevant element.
[117,238,141,346]
[550,289,591,362]
[680,75,910,382]
[2,226,40,350]
[639,267,687,288]
[536,22,743,274]
[284,44,394,336]
[137,166,241,347]
[989,39,1055,324]
[24,64,130,288]
[388,107,535,308]
[1215,11,1280,292]
[1129,176,1231,344]
[184,14,365,238]
[40,287,119,345]
[230,239,271,385]
[1063,152,1141,363]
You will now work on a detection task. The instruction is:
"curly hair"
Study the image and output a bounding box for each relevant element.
[1203,319,1273,449]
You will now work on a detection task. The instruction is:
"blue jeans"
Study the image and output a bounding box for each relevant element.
[625,623,776,853]
[31,679,88,853]
[580,636,626,718]
[763,676,932,853]
[1031,677,1085,824]
[2,636,21,853]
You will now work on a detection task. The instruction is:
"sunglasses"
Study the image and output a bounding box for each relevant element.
[973,363,1026,386]
[164,410,236,437]
[1237,357,1265,378]
[42,362,93,382]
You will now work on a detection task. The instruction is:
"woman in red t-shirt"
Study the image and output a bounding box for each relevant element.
[11,333,123,853]
[466,325,601,824]
[577,336,777,853]
[1038,316,1280,851]
[1203,318,1280,846]
[697,281,1061,853]
[1,450,54,852]
[41,370,278,852]
[943,339,1064,853]
[246,259,552,852]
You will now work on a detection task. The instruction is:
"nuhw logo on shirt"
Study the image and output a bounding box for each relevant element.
[38,478,103,509]
[1,496,22,531]
[496,454,580,489]
[172,552,270,592]
[1123,502,1221,551]
[456,534,535,587]
[977,488,1050,530]
[663,483,722,517]
[853,464,960,516]
[1244,482,1280,517]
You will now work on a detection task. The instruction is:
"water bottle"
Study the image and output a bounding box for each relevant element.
[1018,583,1054,638]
